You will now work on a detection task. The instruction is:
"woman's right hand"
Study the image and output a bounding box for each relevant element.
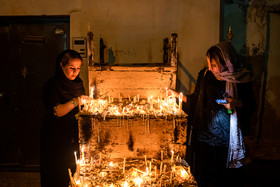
[74,95,92,106]
[167,89,179,98]
[167,89,187,103]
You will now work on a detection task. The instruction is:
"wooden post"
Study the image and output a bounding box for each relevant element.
[170,33,178,67]
[226,26,233,43]
[87,31,95,66]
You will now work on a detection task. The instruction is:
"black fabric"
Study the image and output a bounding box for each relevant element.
[193,141,245,187]
[196,70,230,146]
[184,68,256,186]
[40,69,85,187]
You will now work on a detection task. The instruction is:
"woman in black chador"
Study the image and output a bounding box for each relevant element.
[40,49,87,187]
[170,41,256,187]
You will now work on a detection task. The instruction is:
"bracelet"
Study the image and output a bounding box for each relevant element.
[53,106,58,116]
[72,98,78,107]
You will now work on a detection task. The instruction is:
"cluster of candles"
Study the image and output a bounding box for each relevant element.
[69,150,196,187]
[79,88,184,118]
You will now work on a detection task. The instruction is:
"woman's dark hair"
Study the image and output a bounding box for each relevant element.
[206,46,225,68]
[55,49,82,76]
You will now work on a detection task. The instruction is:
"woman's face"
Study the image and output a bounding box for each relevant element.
[207,56,226,80]
[60,58,82,80]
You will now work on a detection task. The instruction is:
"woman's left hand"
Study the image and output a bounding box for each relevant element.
[223,98,243,109]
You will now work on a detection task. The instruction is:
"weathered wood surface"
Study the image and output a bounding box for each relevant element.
[78,116,187,160]
[88,65,177,98]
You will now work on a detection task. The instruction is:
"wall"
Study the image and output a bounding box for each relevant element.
[0,0,220,95]
[223,0,280,142]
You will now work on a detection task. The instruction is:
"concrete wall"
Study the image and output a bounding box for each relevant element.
[0,0,220,95]
[223,0,280,141]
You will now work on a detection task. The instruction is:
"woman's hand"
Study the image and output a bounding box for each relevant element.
[223,97,243,110]
[75,95,92,105]
[167,89,179,98]
[55,95,92,117]
[167,89,187,103]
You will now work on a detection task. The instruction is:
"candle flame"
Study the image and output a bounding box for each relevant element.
[133,177,143,186]
[180,168,189,178]
[123,181,128,187]
[109,162,114,167]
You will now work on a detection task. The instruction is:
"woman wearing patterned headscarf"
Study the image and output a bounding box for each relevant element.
[170,41,256,187]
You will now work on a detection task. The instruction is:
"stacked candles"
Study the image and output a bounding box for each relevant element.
[70,150,195,186]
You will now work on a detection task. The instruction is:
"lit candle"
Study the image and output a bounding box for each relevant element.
[90,157,93,170]
[149,161,152,172]
[160,162,163,174]
[81,147,84,163]
[161,150,163,161]
[123,157,126,173]
[76,160,80,176]
[74,151,77,164]
[137,94,139,102]
[78,97,81,112]
[179,92,183,112]
[171,151,174,163]
[119,93,122,102]
[154,166,157,176]
[68,168,74,186]
[165,87,168,98]
[229,26,232,33]
[90,86,94,99]
[144,155,147,167]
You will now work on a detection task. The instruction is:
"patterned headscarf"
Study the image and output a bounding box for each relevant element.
[213,41,254,168]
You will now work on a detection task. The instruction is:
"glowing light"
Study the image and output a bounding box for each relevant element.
[123,181,128,187]
[109,162,114,167]
[133,177,143,187]
[180,168,189,178]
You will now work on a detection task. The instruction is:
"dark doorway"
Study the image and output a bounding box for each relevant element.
[0,16,70,170]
